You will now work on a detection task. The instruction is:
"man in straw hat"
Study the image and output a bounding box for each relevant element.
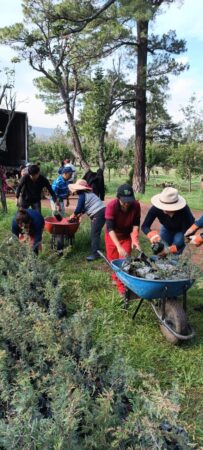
[68,179,105,261]
[142,187,194,256]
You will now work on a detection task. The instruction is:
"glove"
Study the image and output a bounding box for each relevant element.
[189,234,203,246]
[157,244,178,258]
[147,230,160,244]
[131,228,141,251]
[184,223,199,238]
[168,244,178,254]
[69,213,77,220]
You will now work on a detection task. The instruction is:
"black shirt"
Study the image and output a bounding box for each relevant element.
[16,174,57,203]
[142,205,194,235]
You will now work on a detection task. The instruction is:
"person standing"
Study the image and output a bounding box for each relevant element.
[64,160,77,183]
[105,183,141,296]
[51,166,73,216]
[16,164,58,213]
[142,187,194,256]
[69,179,105,261]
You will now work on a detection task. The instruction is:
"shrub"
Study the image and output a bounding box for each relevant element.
[0,241,195,449]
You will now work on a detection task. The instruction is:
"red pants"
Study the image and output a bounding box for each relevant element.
[105,232,131,295]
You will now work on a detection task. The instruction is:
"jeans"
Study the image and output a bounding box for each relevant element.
[160,226,185,254]
[20,199,41,213]
[90,208,105,256]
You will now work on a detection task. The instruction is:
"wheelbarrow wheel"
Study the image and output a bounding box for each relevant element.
[160,299,188,345]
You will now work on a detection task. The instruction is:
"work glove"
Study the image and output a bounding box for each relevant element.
[157,244,178,258]
[189,234,203,246]
[184,223,199,238]
[69,213,77,220]
[131,228,141,251]
[147,230,160,244]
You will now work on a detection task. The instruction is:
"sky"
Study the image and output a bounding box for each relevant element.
[0,0,203,137]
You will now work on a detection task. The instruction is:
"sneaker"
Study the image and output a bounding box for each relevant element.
[86,254,100,262]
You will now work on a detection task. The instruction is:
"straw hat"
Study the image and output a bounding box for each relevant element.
[151,187,186,211]
[68,179,92,192]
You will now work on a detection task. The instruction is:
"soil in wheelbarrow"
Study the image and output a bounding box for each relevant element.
[121,254,196,281]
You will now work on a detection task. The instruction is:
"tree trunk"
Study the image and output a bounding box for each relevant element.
[65,108,89,170]
[98,131,105,170]
[188,168,191,192]
[133,20,148,193]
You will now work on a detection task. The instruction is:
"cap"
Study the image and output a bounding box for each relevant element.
[117,183,135,202]
[62,166,73,174]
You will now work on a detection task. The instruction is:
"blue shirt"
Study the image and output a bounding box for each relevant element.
[74,192,86,215]
[195,215,203,228]
[52,175,70,200]
[12,209,44,250]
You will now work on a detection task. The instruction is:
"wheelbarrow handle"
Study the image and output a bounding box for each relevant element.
[97,250,121,273]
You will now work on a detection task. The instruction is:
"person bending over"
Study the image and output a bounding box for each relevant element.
[12,208,44,254]
[16,164,57,213]
[105,183,141,297]
[69,179,105,261]
[142,187,194,257]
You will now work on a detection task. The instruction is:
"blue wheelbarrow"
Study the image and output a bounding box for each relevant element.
[98,251,195,344]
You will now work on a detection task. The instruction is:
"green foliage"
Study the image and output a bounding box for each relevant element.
[180,93,203,143]
[0,236,197,449]
[28,126,73,175]
[170,143,203,192]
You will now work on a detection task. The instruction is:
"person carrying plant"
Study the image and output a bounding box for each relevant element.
[105,183,141,297]
[12,208,45,254]
[142,187,195,256]
[16,164,58,213]
[184,215,203,246]
[69,179,105,261]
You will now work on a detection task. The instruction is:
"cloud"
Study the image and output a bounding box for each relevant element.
[167,76,203,121]
[154,0,203,42]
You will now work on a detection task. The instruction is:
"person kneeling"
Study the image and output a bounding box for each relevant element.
[142,187,194,257]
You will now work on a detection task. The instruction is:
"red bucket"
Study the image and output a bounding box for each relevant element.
[44,217,79,237]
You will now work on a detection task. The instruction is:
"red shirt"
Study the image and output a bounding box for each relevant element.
[105,198,141,239]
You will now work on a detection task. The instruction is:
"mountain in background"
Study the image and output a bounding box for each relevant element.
[32,126,55,139]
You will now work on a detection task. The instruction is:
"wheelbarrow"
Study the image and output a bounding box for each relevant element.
[44,217,80,251]
[98,251,195,344]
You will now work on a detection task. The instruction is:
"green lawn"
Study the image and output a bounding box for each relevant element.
[0,198,203,447]
[102,168,203,211]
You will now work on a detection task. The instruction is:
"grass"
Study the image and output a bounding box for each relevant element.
[101,167,203,211]
[1,190,203,447]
